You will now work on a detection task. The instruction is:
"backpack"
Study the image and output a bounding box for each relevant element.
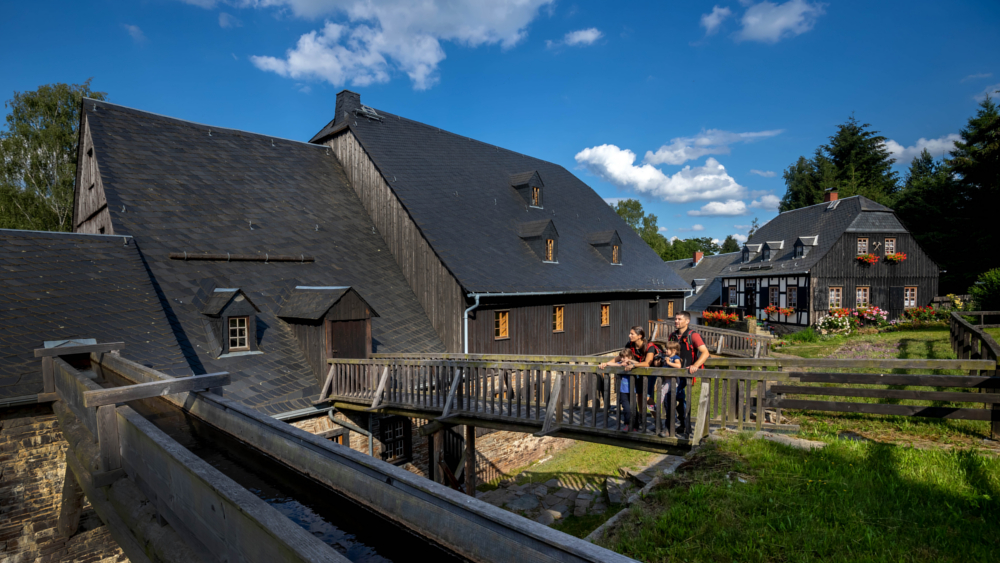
[648,342,668,368]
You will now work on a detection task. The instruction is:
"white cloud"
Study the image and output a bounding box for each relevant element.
[554,27,603,47]
[974,83,1000,102]
[603,197,628,206]
[644,129,782,166]
[214,0,552,90]
[962,72,992,83]
[701,6,732,35]
[677,224,706,232]
[711,238,720,245]
[737,0,825,43]
[575,145,747,203]
[882,134,960,164]
[658,226,668,232]
[219,12,242,28]
[123,24,147,43]
[732,233,748,243]
[670,236,679,242]
[688,199,748,216]
[749,169,776,177]
[750,194,781,210]
[734,224,752,231]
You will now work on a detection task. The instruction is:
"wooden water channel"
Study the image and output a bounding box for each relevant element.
[647,319,773,357]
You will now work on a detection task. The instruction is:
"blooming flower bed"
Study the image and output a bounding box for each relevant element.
[702,310,739,325]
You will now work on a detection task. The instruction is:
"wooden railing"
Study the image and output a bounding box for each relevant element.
[949,311,1000,437]
[322,356,998,447]
[649,319,772,357]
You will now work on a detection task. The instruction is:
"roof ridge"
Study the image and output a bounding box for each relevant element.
[82,98,328,151]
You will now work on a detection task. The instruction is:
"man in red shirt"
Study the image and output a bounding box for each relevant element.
[667,311,710,436]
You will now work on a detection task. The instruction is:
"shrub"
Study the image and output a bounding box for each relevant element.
[786,327,819,342]
[815,314,851,335]
[902,305,948,322]
[969,268,1000,311]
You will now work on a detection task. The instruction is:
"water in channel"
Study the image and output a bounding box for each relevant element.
[128,398,468,563]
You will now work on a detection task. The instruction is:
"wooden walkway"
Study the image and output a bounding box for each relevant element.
[648,319,772,358]
[320,354,999,453]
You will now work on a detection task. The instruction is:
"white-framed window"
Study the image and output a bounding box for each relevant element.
[904,287,917,308]
[857,238,868,254]
[380,417,411,463]
[857,287,870,308]
[769,286,779,305]
[829,287,843,309]
[228,317,249,351]
[787,287,798,309]
[885,238,896,254]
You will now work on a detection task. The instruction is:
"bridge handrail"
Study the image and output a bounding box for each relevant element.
[649,319,772,358]
[949,311,1000,438]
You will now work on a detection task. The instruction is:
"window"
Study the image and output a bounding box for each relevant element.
[552,305,564,332]
[885,238,896,255]
[742,248,750,263]
[769,286,779,305]
[531,186,540,206]
[379,417,411,464]
[829,287,842,309]
[729,287,737,304]
[612,245,620,264]
[857,287,870,308]
[667,301,674,317]
[857,238,868,254]
[794,245,802,258]
[600,304,610,327]
[545,239,554,261]
[763,248,771,261]
[787,287,798,309]
[904,287,917,308]
[229,316,249,351]
[494,311,509,339]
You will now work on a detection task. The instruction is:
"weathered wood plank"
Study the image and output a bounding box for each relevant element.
[770,385,1000,403]
[36,342,124,357]
[771,398,996,420]
[83,373,230,407]
[790,372,1000,387]
[96,405,121,472]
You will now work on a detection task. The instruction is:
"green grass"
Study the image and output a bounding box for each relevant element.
[598,435,1000,562]
[985,327,1000,343]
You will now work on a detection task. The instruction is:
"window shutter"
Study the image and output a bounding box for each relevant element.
[890,286,904,311]
[797,286,809,311]
[758,287,767,308]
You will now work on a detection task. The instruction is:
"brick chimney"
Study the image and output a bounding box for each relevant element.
[824,190,838,202]
[693,250,704,266]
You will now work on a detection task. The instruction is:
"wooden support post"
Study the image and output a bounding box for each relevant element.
[367,367,390,410]
[96,405,121,472]
[57,461,84,538]
[42,357,54,394]
[432,429,444,485]
[465,425,476,496]
[692,378,711,445]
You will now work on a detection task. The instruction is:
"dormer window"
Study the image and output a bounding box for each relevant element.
[612,245,620,264]
[201,288,261,357]
[742,247,750,263]
[519,219,558,263]
[762,248,771,261]
[794,236,818,259]
[229,317,249,351]
[794,245,804,259]
[510,171,544,208]
[587,230,622,265]
[742,244,762,263]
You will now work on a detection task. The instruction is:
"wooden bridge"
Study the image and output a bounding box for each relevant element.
[647,319,773,357]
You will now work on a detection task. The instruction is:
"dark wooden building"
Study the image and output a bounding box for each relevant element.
[310,91,688,354]
[711,193,939,326]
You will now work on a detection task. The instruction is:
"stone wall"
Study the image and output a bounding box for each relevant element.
[0,403,127,563]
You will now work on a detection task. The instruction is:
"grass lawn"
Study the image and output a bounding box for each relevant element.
[984,327,1000,343]
[598,435,1000,563]
[770,327,997,448]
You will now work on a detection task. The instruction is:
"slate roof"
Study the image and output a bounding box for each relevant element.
[0,230,190,400]
[277,287,364,320]
[665,252,739,313]
[83,99,444,415]
[311,91,688,294]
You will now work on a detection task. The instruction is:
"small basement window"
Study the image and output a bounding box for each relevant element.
[612,245,620,264]
[229,317,249,351]
[495,310,509,340]
[857,237,868,254]
[553,305,564,333]
[600,304,610,327]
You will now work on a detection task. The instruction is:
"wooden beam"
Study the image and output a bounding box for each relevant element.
[83,373,230,407]
[692,379,711,446]
[538,372,563,436]
[465,425,476,496]
[41,357,54,393]
[36,342,124,357]
[440,365,463,419]
[770,385,1000,403]
[368,367,390,410]
[771,398,996,420]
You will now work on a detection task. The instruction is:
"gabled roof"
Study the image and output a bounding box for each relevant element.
[201,288,260,316]
[81,99,444,415]
[0,230,190,400]
[277,287,379,321]
[309,91,688,294]
[518,219,556,239]
[510,171,542,187]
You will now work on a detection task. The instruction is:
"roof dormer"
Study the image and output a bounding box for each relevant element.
[519,219,558,263]
[201,288,262,357]
[587,229,622,265]
[793,235,818,259]
[510,171,544,208]
[762,240,784,262]
[742,243,762,263]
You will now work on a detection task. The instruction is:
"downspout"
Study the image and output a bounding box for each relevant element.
[682,289,694,311]
[463,294,481,355]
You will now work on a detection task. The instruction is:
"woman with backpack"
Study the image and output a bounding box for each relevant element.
[599,326,656,431]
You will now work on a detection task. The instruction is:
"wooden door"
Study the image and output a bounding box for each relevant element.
[327,319,368,358]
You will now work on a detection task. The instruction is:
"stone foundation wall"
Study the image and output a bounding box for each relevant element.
[0,403,127,563]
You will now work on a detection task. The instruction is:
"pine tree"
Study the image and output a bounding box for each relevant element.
[822,115,899,202]
[720,235,740,253]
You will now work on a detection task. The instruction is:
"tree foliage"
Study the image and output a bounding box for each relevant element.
[720,235,740,253]
[969,268,1000,311]
[0,79,107,231]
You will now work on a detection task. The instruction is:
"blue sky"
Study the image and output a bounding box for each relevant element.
[3,1,998,246]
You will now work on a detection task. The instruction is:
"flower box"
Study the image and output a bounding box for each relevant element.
[884,252,907,263]
[856,253,879,265]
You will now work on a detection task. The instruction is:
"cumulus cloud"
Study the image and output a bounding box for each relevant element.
[644,129,782,166]
[658,226,668,232]
[737,0,825,43]
[603,197,629,206]
[575,145,747,203]
[123,24,147,43]
[211,0,552,90]
[882,134,960,164]
[734,224,752,231]
[749,169,776,177]
[688,199,748,216]
[701,6,732,35]
[677,224,706,232]
[750,194,781,210]
[219,12,242,28]
[732,233,748,243]
[670,236,679,242]
[962,72,992,83]
[547,27,603,48]
[974,83,1000,102]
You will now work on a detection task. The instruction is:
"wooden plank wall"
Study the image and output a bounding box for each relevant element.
[326,131,464,352]
[812,232,939,319]
[468,295,655,355]
[290,322,327,386]
[73,116,114,235]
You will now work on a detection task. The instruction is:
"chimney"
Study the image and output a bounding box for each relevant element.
[693,251,703,266]
[335,90,362,124]
[824,190,838,202]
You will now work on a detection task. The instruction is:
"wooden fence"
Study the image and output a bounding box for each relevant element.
[949,311,1000,437]
[648,319,772,357]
